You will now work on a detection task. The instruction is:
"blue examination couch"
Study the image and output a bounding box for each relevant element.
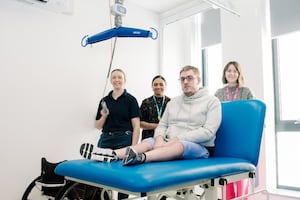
[55,99,266,199]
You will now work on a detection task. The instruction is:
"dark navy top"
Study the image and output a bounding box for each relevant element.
[96,89,141,133]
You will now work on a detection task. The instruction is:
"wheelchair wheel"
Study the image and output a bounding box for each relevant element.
[22,175,54,200]
[55,181,111,200]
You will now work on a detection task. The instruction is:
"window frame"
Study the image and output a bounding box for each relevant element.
[272,37,300,191]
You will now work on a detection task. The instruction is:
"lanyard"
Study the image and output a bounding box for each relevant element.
[226,85,239,101]
[153,96,165,121]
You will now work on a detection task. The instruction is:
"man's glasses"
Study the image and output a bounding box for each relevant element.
[179,75,195,83]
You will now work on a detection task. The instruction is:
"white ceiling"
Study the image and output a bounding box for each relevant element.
[126,0,240,17]
[127,0,192,14]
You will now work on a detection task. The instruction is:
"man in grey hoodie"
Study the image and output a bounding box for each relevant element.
[80,65,222,166]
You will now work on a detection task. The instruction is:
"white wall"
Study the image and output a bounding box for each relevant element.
[161,19,187,97]
[0,0,159,199]
[161,15,203,98]
[221,0,268,196]
[221,0,296,199]
[221,0,269,193]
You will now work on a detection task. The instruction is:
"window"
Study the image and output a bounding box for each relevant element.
[272,31,300,191]
[202,44,222,95]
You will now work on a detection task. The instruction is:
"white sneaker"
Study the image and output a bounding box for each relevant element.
[80,143,118,162]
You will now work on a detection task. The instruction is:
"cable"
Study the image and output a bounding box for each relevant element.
[102,37,118,97]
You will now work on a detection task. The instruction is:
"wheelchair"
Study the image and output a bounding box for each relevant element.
[22,157,111,200]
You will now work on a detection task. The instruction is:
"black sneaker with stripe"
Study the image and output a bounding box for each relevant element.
[80,143,118,162]
[122,147,145,166]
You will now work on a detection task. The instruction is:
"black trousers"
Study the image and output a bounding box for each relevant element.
[98,131,132,149]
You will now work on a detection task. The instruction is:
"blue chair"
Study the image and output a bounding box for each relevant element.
[55,99,266,199]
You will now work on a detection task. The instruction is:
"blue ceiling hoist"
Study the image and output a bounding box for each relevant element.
[81,0,157,47]
[81,26,157,47]
[80,0,157,96]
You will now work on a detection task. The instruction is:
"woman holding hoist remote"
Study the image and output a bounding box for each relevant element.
[91,68,140,199]
[93,68,140,149]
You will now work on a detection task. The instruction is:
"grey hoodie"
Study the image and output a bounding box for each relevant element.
[154,88,222,147]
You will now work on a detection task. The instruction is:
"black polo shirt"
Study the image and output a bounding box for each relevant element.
[96,89,141,133]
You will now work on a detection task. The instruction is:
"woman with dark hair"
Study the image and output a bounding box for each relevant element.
[140,75,171,139]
